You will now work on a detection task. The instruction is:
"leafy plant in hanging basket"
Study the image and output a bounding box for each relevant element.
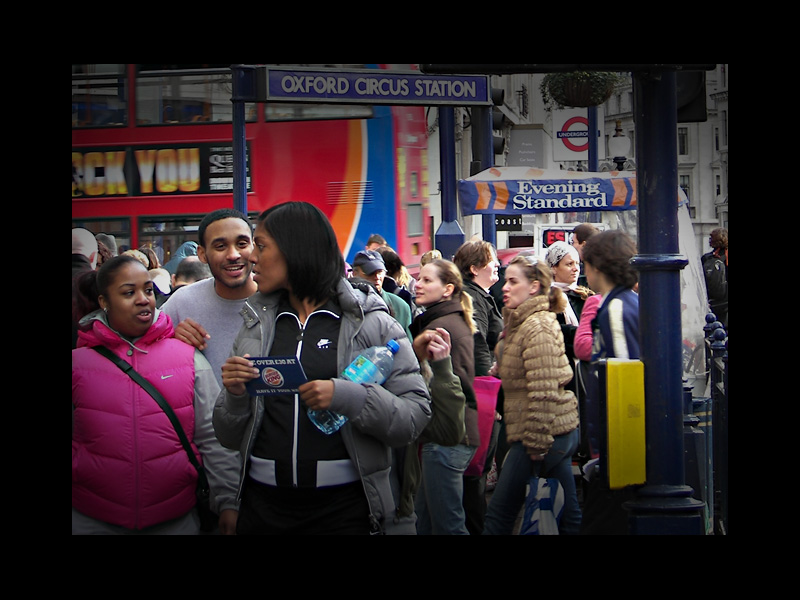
[540,71,626,111]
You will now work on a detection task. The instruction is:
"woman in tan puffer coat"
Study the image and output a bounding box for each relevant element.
[483,255,582,535]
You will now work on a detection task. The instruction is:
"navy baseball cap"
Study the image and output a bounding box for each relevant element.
[352,250,386,275]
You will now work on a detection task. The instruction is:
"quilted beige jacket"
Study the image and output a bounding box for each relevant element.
[499,295,578,456]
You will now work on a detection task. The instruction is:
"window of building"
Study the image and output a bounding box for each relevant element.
[680,174,694,218]
[721,110,728,148]
[406,203,424,236]
[678,127,689,156]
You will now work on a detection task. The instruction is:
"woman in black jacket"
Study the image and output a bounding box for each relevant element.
[410,258,478,535]
[453,240,504,534]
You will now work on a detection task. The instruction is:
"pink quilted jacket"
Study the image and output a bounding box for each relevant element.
[72,311,199,530]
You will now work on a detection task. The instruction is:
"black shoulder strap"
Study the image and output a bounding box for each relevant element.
[92,346,205,481]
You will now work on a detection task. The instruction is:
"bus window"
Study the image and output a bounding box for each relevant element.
[72,64,127,128]
[71,218,131,254]
[135,66,256,125]
[138,215,204,267]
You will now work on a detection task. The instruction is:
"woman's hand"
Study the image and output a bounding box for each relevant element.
[426,328,451,362]
[218,509,238,535]
[299,380,335,411]
[220,354,258,396]
[412,327,451,362]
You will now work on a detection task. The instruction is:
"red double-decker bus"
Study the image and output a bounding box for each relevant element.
[72,64,431,268]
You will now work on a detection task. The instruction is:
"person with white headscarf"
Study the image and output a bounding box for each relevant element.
[545,242,590,325]
[544,241,595,401]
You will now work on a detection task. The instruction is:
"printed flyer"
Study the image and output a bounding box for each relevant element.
[246,356,308,396]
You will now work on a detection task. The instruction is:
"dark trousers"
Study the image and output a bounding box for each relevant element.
[237,477,371,535]
[463,419,502,535]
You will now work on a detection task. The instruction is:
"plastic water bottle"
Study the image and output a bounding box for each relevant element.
[308,339,400,435]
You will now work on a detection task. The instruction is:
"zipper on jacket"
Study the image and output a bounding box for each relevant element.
[292,318,303,488]
[279,308,339,488]
[235,300,268,503]
[129,351,143,530]
[276,310,306,488]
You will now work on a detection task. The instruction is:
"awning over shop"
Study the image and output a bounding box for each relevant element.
[458,167,637,216]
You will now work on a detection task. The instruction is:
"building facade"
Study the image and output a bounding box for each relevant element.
[425,64,728,258]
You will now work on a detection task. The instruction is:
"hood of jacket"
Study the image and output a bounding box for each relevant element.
[503,295,550,334]
[245,277,390,324]
[409,298,466,339]
[77,308,174,353]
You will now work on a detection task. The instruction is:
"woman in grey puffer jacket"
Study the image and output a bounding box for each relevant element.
[213,202,431,535]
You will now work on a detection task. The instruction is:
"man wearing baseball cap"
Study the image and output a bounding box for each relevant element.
[351,249,412,341]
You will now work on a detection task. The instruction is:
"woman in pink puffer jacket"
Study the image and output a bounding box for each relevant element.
[72,256,239,534]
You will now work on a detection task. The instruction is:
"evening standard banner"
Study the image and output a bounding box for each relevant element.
[458,167,637,216]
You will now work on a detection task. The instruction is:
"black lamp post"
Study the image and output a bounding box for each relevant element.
[608,119,631,171]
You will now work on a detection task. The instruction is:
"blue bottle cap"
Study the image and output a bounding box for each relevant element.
[387,339,400,353]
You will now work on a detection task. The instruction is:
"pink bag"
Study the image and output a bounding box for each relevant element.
[465,376,501,476]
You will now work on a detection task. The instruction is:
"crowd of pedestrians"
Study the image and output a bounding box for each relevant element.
[72,209,726,535]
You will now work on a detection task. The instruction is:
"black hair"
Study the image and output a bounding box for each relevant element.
[376,247,402,274]
[256,202,344,305]
[198,208,252,247]
[73,255,146,324]
[367,233,386,246]
[96,255,149,298]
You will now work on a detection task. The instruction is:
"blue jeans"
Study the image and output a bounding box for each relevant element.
[483,429,581,535]
[415,442,477,535]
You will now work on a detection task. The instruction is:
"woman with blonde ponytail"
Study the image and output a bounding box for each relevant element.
[410,258,479,534]
[483,255,582,535]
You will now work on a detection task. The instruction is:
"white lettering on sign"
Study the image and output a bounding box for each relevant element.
[277,74,479,101]
[414,79,477,98]
[512,194,609,211]
[517,180,602,196]
[281,75,351,95]
[355,77,410,96]
[512,179,608,211]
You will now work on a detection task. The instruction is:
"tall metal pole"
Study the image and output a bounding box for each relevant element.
[231,65,253,216]
[435,106,465,259]
[587,106,598,172]
[472,105,497,246]
[626,70,704,534]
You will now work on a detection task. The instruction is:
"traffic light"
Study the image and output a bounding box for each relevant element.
[677,71,708,123]
[491,88,507,155]
[491,87,505,106]
[492,107,507,155]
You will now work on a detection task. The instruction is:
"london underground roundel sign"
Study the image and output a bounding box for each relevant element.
[558,116,589,153]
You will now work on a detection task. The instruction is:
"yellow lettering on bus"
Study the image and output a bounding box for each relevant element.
[135,149,157,194]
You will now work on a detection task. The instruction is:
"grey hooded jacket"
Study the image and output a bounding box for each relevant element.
[213,278,431,534]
